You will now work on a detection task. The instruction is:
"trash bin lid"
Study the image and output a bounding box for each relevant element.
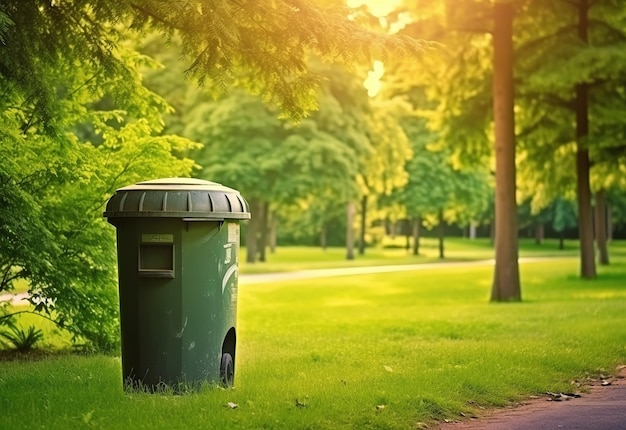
[103,178,250,220]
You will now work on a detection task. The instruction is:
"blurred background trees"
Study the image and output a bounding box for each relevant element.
[1,0,625,349]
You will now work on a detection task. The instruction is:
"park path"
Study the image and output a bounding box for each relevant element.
[438,366,626,430]
[238,256,554,285]
[0,257,562,304]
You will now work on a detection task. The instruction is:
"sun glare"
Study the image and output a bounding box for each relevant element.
[346,0,403,18]
[363,60,385,97]
[346,1,410,97]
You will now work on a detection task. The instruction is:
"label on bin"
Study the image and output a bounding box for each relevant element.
[141,234,174,243]
[227,223,239,243]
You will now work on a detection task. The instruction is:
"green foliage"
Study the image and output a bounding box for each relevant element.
[0,1,142,136]
[1,0,435,128]
[608,189,626,226]
[0,323,43,352]
[396,0,626,220]
[515,0,626,201]
[0,130,197,352]
[185,90,310,203]
[518,195,579,242]
[0,3,200,351]
[399,8,494,167]
[358,96,413,196]
[183,86,363,255]
[180,56,380,226]
[128,0,433,120]
[551,198,579,234]
[392,114,492,229]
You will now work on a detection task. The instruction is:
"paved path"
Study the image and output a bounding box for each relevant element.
[238,257,560,285]
[238,260,493,285]
[0,257,565,302]
[438,367,626,429]
[3,260,491,303]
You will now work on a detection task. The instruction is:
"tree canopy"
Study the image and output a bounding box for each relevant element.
[0,0,432,127]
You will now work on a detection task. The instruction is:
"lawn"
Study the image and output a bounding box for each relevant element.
[1,241,625,429]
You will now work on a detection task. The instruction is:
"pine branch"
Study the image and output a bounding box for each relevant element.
[129,2,183,31]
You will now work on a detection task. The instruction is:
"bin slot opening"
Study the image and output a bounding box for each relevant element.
[139,244,174,278]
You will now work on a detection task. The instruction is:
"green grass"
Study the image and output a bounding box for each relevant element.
[1,245,625,429]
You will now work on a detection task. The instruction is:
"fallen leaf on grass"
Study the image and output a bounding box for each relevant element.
[82,410,95,425]
[226,402,238,409]
[384,365,393,372]
[376,405,386,411]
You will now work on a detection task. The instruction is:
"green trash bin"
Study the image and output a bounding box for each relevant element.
[103,178,250,391]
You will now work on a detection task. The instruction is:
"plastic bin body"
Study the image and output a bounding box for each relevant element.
[104,178,249,390]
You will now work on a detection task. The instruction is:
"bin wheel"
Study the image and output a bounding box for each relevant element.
[220,353,234,387]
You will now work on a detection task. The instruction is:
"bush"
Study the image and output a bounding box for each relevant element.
[0,324,43,352]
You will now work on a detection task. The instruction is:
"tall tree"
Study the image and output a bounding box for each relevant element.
[516,0,626,277]
[491,1,520,301]
[400,0,522,300]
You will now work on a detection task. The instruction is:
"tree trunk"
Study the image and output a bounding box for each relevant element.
[559,232,565,250]
[269,212,277,254]
[607,203,613,242]
[576,127,595,277]
[535,223,544,245]
[245,199,261,263]
[258,201,269,262]
[575,0,596,278]
[437,209,445,259]
[595,190,609,265]
[346,201,356,260]
[469,222,477,240]
[490,2,521,302]
[412,216,421,256]
[405,226,410,252]
[320,222,327,251]
[358,195,367,255]
[389,219,396,239]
